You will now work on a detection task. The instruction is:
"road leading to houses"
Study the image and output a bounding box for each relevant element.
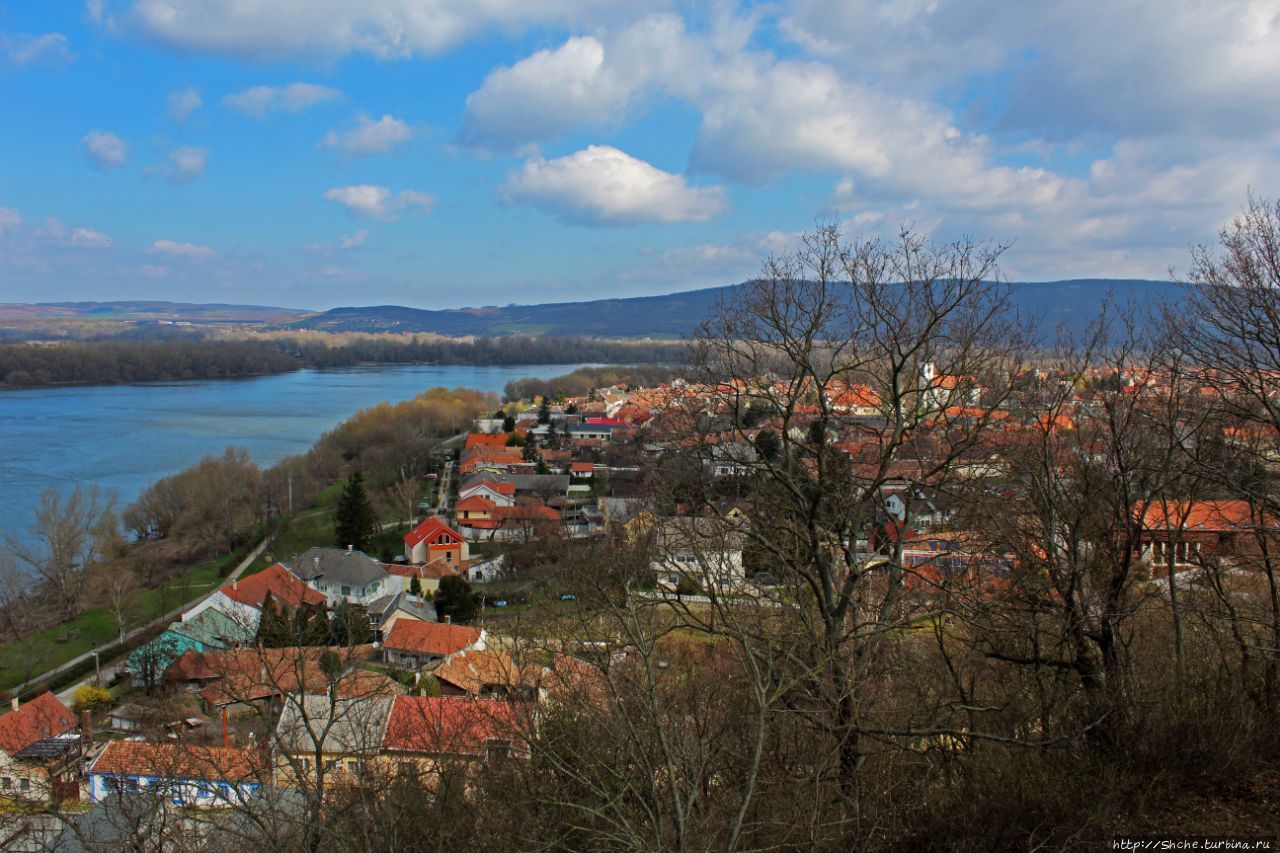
[46,536,273,706]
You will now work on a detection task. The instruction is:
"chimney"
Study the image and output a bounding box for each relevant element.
[232,578,238,591]
[347,544,353,552]
[80,710,92,745]
[444,615,452,624]
[10,696,17,712]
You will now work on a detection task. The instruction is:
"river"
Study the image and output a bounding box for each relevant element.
[0,363,590,541]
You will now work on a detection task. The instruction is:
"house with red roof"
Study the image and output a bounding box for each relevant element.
[0,691,81,802]
[382,620,485,670]
[380,696,525,775]
[183,563,325,632]
[464,432,511,451]
[87,741,266,807]
[403,517,470,566]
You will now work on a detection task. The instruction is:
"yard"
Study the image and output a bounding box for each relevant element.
[0,552,238,694]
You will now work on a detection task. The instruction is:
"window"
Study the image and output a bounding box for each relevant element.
[1,776,10,789]
[19,778,30,791]
[342,585,351,595]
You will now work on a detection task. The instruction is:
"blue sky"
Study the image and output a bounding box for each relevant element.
[1,1,1277,309]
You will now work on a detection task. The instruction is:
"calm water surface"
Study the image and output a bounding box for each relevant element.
[0,363,589,540]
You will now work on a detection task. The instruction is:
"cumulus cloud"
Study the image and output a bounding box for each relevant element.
[149,239,215,259]
[321,114,413,156]
[224,82,342,117]
[461,36,631,149]
[82,130,128,170]
[125,0,656,59]
[323,185,434,221]
[502,145,728,226]
[779,0,1280,142]
[168,86,202,122]
[459,15,705,150]
[1,32,74,67]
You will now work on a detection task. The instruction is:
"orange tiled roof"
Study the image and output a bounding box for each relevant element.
[0,692,76,755]
[382,696,521,754]
[91,740,265,782]
[383,620,480,658]
[221,563,326,610]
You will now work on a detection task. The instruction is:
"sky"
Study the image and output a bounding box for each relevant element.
[0,1,1277,310]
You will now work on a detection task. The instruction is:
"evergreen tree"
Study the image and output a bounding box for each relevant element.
[409,575,423,598]
[502,414,516,432]
[754,429,782,461]
[334,471,376,552]
[435,575,477,623]
[537,398,551,424]
[292,605,330,646]
[329,600,373,647]
[256,592,291,648]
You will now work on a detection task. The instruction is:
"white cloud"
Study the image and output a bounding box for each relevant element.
[461,36,631,149]
[323,185,434,221]
[1,32,75,67]
[43,218,113,248]
[779,0,1280,142]
[502,145,728,226]
[0,207,20,236]
[82,130,128,170]
[338,229,368,249]
[224,82,342,117]
[306,229,369,252]
[321,114,413,156]
[149,239,215,259]
[459,15,706,150]
[168,86,202,122]
[125,0,658,59]
[158,145,208,183]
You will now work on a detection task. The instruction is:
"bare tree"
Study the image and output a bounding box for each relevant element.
[6,484,118,621]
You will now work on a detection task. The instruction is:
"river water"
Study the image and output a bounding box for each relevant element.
[0,363,589,541]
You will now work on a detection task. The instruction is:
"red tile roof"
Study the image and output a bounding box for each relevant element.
[220,563,326,610]
[404,517,466,548]
[455,495,497,512]
[382,620,480,658]
[382,696,521,755]
[0,692,76,755]
[465,433,510,450]
[91,740,265,782]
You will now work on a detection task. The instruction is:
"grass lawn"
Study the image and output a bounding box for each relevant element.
[0,551,238,694]
[252,511,334,571]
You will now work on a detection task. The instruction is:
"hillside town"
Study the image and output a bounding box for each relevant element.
[1,339,1278,847]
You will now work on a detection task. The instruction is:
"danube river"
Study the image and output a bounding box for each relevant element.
[0,363,590,541]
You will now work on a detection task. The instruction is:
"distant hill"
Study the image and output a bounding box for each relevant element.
[290,279,1185,339]
[0,301,310,324]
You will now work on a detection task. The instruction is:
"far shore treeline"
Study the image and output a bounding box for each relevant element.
[0,335,683,389]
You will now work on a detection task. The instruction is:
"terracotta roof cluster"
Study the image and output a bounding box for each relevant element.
[1142,500,1276,533]
[0,692,76,755]
[90,741,265,782]
[383,620,481,658]
[163,646,393,707]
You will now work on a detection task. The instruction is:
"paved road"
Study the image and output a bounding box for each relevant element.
[47,536,272,705]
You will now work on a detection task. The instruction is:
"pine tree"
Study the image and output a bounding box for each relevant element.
[409,575,423,598]
[256,592,291,648]
[435,575,477,623]
[329,600,372,647]
[537,398,550,424]
[502,414,516,432]
[334,471,376,552]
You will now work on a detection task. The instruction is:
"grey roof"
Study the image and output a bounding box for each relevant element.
[461,472,569,495]
[291,547,387,586]
[274,695,393,755]
[366,592,437,626]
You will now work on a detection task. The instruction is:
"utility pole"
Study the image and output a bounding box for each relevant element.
[288,473,294,516]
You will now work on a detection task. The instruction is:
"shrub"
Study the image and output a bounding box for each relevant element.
[72,684,111,713]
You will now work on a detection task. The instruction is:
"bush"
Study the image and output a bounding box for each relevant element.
[72,684,111,713]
